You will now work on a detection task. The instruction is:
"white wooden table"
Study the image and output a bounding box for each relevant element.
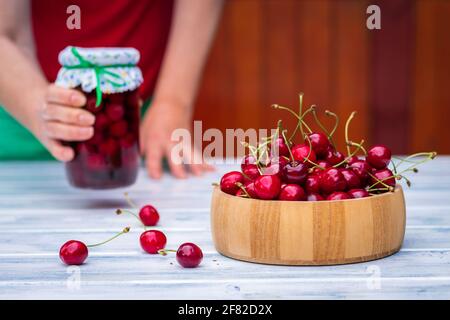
[1,157,450,300]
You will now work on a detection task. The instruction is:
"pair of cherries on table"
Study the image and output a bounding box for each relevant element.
[59,195,203,268]
[221,132,394,201]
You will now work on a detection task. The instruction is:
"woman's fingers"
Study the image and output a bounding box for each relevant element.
[45,121,94,141]
[145,143,164,179]
[42,103,95,126]
[46,84,86,107]
[45,139,74,162]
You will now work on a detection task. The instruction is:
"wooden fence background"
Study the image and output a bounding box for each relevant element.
[193,0,450,154]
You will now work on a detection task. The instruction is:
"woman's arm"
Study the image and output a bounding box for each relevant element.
[141,0,224,179]
[0,0,95,161]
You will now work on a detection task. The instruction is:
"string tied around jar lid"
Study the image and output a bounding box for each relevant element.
[64,47,136,107]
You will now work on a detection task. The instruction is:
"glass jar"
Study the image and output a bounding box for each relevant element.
[65,89,141,189]
[56,46,143,189]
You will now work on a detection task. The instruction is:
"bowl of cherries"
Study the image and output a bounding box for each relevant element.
[211,93,436,266]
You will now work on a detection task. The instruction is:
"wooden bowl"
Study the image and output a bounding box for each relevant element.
[210,186,406,265]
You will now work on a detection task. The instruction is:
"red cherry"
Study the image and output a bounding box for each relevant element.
[109,120,128,137]
[59,240,88,265]
[261,161,283,177]
[85,96,103,114]
[220,171,244,195]
[87,130,104,145]
[270,137,290,157]
[305,174,321,194]
[241,155,257,170]
[139,205,159,226]
[370,168,396,189]
[126,90,141,109]
[347,189,370,199]
[140,230,167,254]
[291,144,317,163]
[105,103,125,121]
[313,160,331,174]
[324,148,345,166]
[244,181,258,198]
[340,168,361,189]
[346,155,360,165]
[306,132,330,157]
[242,164,260,181]
[76,142,96,155]
[119,133,137,149]
[99,138,119,156]
[307,193,324,201]
[108,93,124,104]
[320,168,347,194]
[278,184,306,201]
[254,175,281,200]
[349,160,372,182]
[282,161,308,184]
[86,154,106,170]
[367,145,392,169]
[327,192,351,201]
[176,243,203,268]
[94,113,110,131]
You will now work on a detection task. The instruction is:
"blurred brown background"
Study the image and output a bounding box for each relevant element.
[193,0,450,154]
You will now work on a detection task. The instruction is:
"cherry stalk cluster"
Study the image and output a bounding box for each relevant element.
[219,93,436,201]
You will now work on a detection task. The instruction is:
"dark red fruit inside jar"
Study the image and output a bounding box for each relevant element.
[326,192,351,201]
[347,188,370,199]
[282,161,308,184]
[320,168,347,194]
[176,243,203,268]
[65,90,140,189]
[306,132,330,157]
[367,145,392,169]
[139,205,160,226]
[278,184,306,201]
[291,144,317,164]
[307,193,324,201]
[220,171,245,195]
[370,168,396,190]
[254,174,281,200]
[140,230,167,254]
[340,169,361,189]
[59,240,88,265]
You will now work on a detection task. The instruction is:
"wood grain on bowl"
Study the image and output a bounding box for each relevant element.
[211,186,406,265]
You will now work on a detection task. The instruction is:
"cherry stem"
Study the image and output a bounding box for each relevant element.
[344,111,356,156]
[116,209,146,229]
[281,129,295,162]
[311,106,335,147]
[333,139,365,168]
[325,110,339,147]
[123,192,138,209]
[303,134,324,169]
[272,104,313,137]
[298,92,305,139]
[87,227,130,248]
[241,142,264,174]
[367,171,395,191]
[235,182,251,198]
[347,140,367,155]
[157,249,177,256]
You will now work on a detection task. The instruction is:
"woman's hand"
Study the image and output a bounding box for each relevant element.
[140,100,214,179]
[29,84,95,162]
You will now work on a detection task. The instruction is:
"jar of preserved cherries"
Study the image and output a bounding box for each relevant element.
[55,46,143,189]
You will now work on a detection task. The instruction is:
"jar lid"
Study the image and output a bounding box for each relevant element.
[55,46,143,103]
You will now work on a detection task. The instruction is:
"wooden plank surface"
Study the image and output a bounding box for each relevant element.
[0,157,449,299]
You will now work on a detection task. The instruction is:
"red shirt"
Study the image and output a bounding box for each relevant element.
[31,0,173,100]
